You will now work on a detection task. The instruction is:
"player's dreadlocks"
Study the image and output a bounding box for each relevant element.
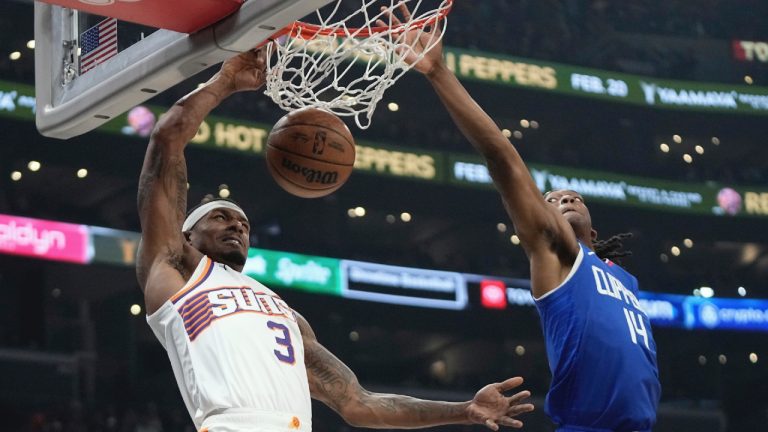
[594,232,633,262]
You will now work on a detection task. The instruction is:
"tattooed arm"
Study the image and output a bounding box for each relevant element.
[297,314,533,430]
[136,49,267,314]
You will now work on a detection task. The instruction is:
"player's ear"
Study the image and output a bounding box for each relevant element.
[183,230,193,244]
[591,228,598,241]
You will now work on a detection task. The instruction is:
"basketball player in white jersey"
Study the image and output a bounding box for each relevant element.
[136,47,533,432]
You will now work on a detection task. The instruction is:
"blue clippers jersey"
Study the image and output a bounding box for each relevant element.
[535,242,660,432]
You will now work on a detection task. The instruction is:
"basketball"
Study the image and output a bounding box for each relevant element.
[266,108,356,198]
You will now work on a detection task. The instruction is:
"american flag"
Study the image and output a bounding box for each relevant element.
[79,17,118,74]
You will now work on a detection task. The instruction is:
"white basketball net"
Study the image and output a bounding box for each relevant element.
[265,0,452,129]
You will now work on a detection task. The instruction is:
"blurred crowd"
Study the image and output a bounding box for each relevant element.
[13,402,191,432]
[4,0,768,85]
[449,0,767,81]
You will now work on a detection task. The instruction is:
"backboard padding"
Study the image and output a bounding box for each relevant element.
[38,0,244,34]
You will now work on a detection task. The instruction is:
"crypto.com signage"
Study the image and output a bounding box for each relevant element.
[0,214,90,264]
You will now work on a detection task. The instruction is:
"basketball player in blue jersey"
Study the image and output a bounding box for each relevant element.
[387,4,661,431]
[136,47,534,431]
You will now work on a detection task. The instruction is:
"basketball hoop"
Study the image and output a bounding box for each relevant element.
[264,0,453,129]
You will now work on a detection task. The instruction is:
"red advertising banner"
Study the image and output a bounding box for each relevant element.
[0,214,90,264]
[732,40,768,63]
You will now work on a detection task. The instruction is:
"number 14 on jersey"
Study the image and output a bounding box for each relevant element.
[623,308,650,350]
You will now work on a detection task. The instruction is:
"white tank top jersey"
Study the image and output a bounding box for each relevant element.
[147,256,312,431]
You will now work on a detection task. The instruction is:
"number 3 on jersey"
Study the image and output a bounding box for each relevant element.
[267,321,296,364]
[623,308,650,350]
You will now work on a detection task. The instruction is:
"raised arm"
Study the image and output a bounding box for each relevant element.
[296,314,533,430]
[136,49,267,313]
[384,6,579,297]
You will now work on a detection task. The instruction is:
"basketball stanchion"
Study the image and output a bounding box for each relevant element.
[34,0,333,139]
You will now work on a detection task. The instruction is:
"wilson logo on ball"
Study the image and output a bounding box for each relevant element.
[281,157,339,184]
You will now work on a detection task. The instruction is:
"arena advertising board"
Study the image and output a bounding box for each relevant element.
[89,226,140,266]
[450,155,758,217]
[0,214,90,264]
[470,276,768,333]
[732,40,768,63]
[0,81,36,120]
[1,78,766,218]
[340,260,468,310]
[683,296,768,332]
[5,43,768,120]
[445,47,768,115]
[243,248,341,296]
[1,212,767,332]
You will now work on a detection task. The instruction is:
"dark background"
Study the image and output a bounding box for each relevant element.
[1,0,767,431]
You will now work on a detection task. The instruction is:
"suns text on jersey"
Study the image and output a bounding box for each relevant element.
[208,287,295,320]
[179,287,295,341]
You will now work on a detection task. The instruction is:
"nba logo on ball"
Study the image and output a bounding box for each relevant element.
[266,108,356,198]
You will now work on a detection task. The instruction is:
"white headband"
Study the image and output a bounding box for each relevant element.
[182,201,248,232]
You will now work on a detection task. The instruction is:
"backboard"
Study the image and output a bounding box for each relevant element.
[34,0,333,139]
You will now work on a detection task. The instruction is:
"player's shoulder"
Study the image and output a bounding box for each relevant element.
[603,259,639,286]
[292,310,317,341]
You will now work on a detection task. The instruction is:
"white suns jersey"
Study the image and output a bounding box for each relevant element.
[147,256,312,431]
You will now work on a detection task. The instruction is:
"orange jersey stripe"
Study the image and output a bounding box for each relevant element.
[171,257,213,304]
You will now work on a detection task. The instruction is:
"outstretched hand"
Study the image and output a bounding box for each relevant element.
[217,47,269,94]
[466,377,535,430]
[377,3,446,76]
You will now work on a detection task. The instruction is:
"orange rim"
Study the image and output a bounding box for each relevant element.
[269,0,453,41]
